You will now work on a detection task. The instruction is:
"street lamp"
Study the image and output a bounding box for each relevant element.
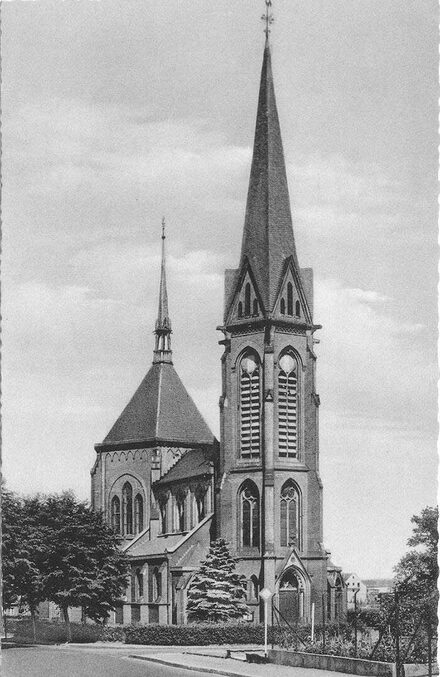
[259,587,274,658]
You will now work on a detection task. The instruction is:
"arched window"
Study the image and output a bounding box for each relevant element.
[287,282,293,315]
[244,283,251,316]
[122,482,133,535]
[278,352,298,458]
[252,299,258,316]
[111,496,121,534]
[280,481,300,547]
[239,352,261,458]
[176,491,185,532]
[159,495,168,534]
[238,301,243,318]
[295,300,300,317]
[136,568,144,598]
[248,575,260,601]
[134,494,144,534]
[280,298,286,315]
[195,486,206,522]
[151,566,162,601]
[239,481,260,548]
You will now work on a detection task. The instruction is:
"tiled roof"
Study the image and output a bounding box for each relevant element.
[103,362,214,446]
[125,514,213,559]
[363,579,394,588]
[239,42,303,312]
[154,448,212,486]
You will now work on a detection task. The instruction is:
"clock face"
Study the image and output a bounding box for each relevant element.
[279,354,296,374]
[241,356,258,375]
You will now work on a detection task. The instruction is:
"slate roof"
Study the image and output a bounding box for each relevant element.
[102,361,214,447]
[124,514,213,559]
[154,448,212,486]
[239,40,303,312]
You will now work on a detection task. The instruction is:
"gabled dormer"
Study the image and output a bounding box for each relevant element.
[224,259,265,326]
[273,258,313,325]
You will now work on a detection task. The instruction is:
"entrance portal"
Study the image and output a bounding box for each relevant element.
[278,569,302,624]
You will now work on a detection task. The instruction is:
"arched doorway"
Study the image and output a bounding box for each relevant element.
[278,568,304,624]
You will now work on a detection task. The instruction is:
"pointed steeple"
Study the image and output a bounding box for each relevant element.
[153,218,172,363]
[240,37,300,312]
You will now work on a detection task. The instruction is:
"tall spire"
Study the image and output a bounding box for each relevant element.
[153,218,172,363]
[239,21,300,313]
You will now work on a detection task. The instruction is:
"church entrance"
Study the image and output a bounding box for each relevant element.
[278,569,302,624]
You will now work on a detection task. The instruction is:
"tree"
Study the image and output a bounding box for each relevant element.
[2,488,46,641]
[186,539,249,623]
[2,488,130,642]
[38,492,129,640]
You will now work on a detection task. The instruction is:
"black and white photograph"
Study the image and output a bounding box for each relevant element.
[1,1,437,676]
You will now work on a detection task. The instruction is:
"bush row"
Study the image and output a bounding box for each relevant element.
[12,620,105,644]
[124,623,274,645]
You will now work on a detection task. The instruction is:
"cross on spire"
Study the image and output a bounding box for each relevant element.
[261,0,274,39]
[154,217,172,363]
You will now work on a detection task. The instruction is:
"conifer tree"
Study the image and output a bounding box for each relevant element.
[186,539,249,623]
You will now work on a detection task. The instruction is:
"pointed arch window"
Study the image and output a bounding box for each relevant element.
[159,494,168,534]
[278,352,298,458]
[239,481,260,548]
[295,300,300,317]
[150,566,162,602]
[280,481,300,547]
[176,491,186,532]
[287,282,293,315]
[122,482,133,535]
[252,299,259,316]
[238,301,243,318]
[195,486,207,522]
[244,283,251,316]
[134,494,144,534]
[280,298,286,315]
[135,568,144,598]
[111,496,121,534]
[239,352,261,458]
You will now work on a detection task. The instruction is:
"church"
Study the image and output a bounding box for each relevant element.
[90,26,346,627]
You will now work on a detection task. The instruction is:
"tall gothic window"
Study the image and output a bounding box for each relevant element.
[195,486,207,522]
[176,491,185,532]
[135,568,144,598]
[280,481,300,547]
[244,283,251,316]
[287,282,293,315]
[159,495,168,534]
[111,496,121,534]
[134,494,144,533]
[295,300,300,317]
[280,298,286,314]
[239,481,260,548]
[239,352,261,458]
[278,352,298,458]
[122,482,133,534]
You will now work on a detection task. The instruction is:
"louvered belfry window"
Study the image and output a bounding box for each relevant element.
[239,353,261,458]
[278,352,298,457]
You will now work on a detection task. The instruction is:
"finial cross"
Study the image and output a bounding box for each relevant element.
[161,216,166,240]
[261,0,274,37]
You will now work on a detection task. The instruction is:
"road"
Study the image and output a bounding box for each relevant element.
[2,646,213,677]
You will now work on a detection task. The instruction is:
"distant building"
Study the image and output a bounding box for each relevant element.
[363,579,394,607]
[343,573,367,609]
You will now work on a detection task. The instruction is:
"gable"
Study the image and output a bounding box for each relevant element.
[273,261,313,324]
[225,261,264,325]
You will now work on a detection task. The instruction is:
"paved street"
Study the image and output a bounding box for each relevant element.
[2,646,212,677]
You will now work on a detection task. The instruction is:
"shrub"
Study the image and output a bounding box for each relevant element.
[99,625,125,642]
[124,623,279,645]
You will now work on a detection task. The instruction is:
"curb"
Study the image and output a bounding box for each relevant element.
[130,654,253,677]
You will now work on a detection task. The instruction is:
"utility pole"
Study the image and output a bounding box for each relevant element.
[394,589,400,677]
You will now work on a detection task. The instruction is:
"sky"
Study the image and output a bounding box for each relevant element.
[2,0,438,578]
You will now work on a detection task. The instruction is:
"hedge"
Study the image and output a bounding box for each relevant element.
[12,620,104,644]
[124,623,279,645]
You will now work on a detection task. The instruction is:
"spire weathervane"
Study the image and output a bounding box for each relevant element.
[261,0,274,39]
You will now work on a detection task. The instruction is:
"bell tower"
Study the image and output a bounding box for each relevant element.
[217,21,329,623]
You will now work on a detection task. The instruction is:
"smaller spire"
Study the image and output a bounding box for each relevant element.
[153,218,172,363]
[261,0,274,41]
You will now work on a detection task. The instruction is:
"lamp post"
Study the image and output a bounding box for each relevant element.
[259,587,273,658]
[353,588,360,657]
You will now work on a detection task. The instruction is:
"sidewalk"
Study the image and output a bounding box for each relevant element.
[131,649,351,677]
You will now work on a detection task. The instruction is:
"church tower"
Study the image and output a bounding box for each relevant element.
[217,31,332,623]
